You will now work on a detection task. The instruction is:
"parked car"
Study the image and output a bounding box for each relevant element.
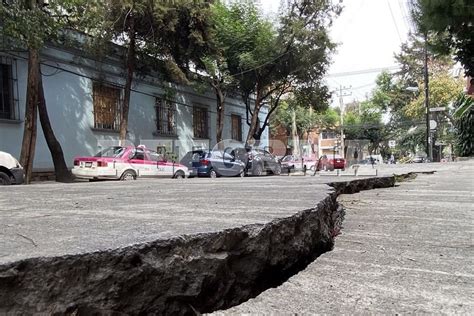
[245,148,281,176]
[317,154,346,171]
[0,151,24,185]
[412,156,428,163]
[72,145,189,180]
[329,155,346,170]
[280,155,317,172]
[180,150,246,178]
[366,154,383,165]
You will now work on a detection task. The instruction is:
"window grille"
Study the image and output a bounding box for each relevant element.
[0,56,19,120]
[155,98,177,136]
[92,83,122,131]
[193,106,208,139]
[231,114,242,141]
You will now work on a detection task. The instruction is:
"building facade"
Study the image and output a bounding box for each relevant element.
[0,45,268,170]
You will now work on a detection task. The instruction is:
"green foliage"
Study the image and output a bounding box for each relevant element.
[277,0,339,112]
[454,93,474,119]
[85,0,215,83]
[368,31,463,157]
[394,33,452,87]
[343,100,385,153]
[272,98,338,137]
[405,72,464,119]
[453,94,474,156]
[196,1,266,91]
[412,0,474,76]
[0,0,97,50]
[212,0,278,95]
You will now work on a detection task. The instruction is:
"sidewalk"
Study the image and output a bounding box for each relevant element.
[218,161,474,314]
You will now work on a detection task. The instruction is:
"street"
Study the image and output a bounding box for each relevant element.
[217,160,474,314]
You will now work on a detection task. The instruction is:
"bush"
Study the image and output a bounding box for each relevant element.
[453,94,474,157]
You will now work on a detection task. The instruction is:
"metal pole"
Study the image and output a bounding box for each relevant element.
[423,34,432,161]
[339,86,344,157]
[336,85,351,158]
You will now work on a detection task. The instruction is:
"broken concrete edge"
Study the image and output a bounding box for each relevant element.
[393,171,436,183]
[0,175,399,315]
[327,175,396,195]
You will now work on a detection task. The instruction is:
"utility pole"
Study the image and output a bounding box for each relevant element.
[336,85,352,157]
[423,33,432,161]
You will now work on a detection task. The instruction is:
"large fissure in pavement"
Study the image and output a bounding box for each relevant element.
[0,176,395,315]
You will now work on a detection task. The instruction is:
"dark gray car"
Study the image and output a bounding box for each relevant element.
[246,148,281,176]
[180,150,245,178]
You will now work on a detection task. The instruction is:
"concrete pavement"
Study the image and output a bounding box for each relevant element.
[0,161,471,314]
[0,176,335,264]
[217,160,474,314]
[0,163,428,265]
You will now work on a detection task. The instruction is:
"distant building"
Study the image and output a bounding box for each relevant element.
[269,126,340,159]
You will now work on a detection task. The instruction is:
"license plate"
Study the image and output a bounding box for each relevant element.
[85,162,92,168]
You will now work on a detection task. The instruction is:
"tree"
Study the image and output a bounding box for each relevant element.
[343,100,385,155]
[369,31,464,159]
[197,1,241,147]
[92,0,214,145]
[235,0,339,144]
[272,97,338,155]
[452,94,473,156]
[411,0,474,76]
[273,100,338,139]
[404,71,464,120]
[0,0,94,183]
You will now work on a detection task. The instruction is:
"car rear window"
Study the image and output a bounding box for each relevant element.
[95,146,125,158]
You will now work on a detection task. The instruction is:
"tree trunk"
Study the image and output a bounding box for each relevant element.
[291,109,300,156]
[19,49,39,184]
[215,85,225,150]
[37,68,73,182]
[245,89,262,145]
[119,14,136,145]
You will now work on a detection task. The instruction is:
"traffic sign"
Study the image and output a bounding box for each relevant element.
[429,120,437,130]
[429,107,445,112]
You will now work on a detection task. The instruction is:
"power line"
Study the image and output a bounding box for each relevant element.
[351,82,376,90]
[387,0,403,43]
[326,66,400,78]
[4,51,257,121]
[397,0,410,31]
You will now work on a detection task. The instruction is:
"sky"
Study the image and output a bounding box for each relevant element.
[259,0,413,105]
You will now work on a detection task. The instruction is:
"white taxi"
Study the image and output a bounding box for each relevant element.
[72,145,189,180]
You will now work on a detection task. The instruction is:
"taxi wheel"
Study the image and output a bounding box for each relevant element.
[121,170,137,181]
[0,172,12,185]
[173,170,185,179]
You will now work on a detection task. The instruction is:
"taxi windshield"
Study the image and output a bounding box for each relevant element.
[95,146,125,158]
